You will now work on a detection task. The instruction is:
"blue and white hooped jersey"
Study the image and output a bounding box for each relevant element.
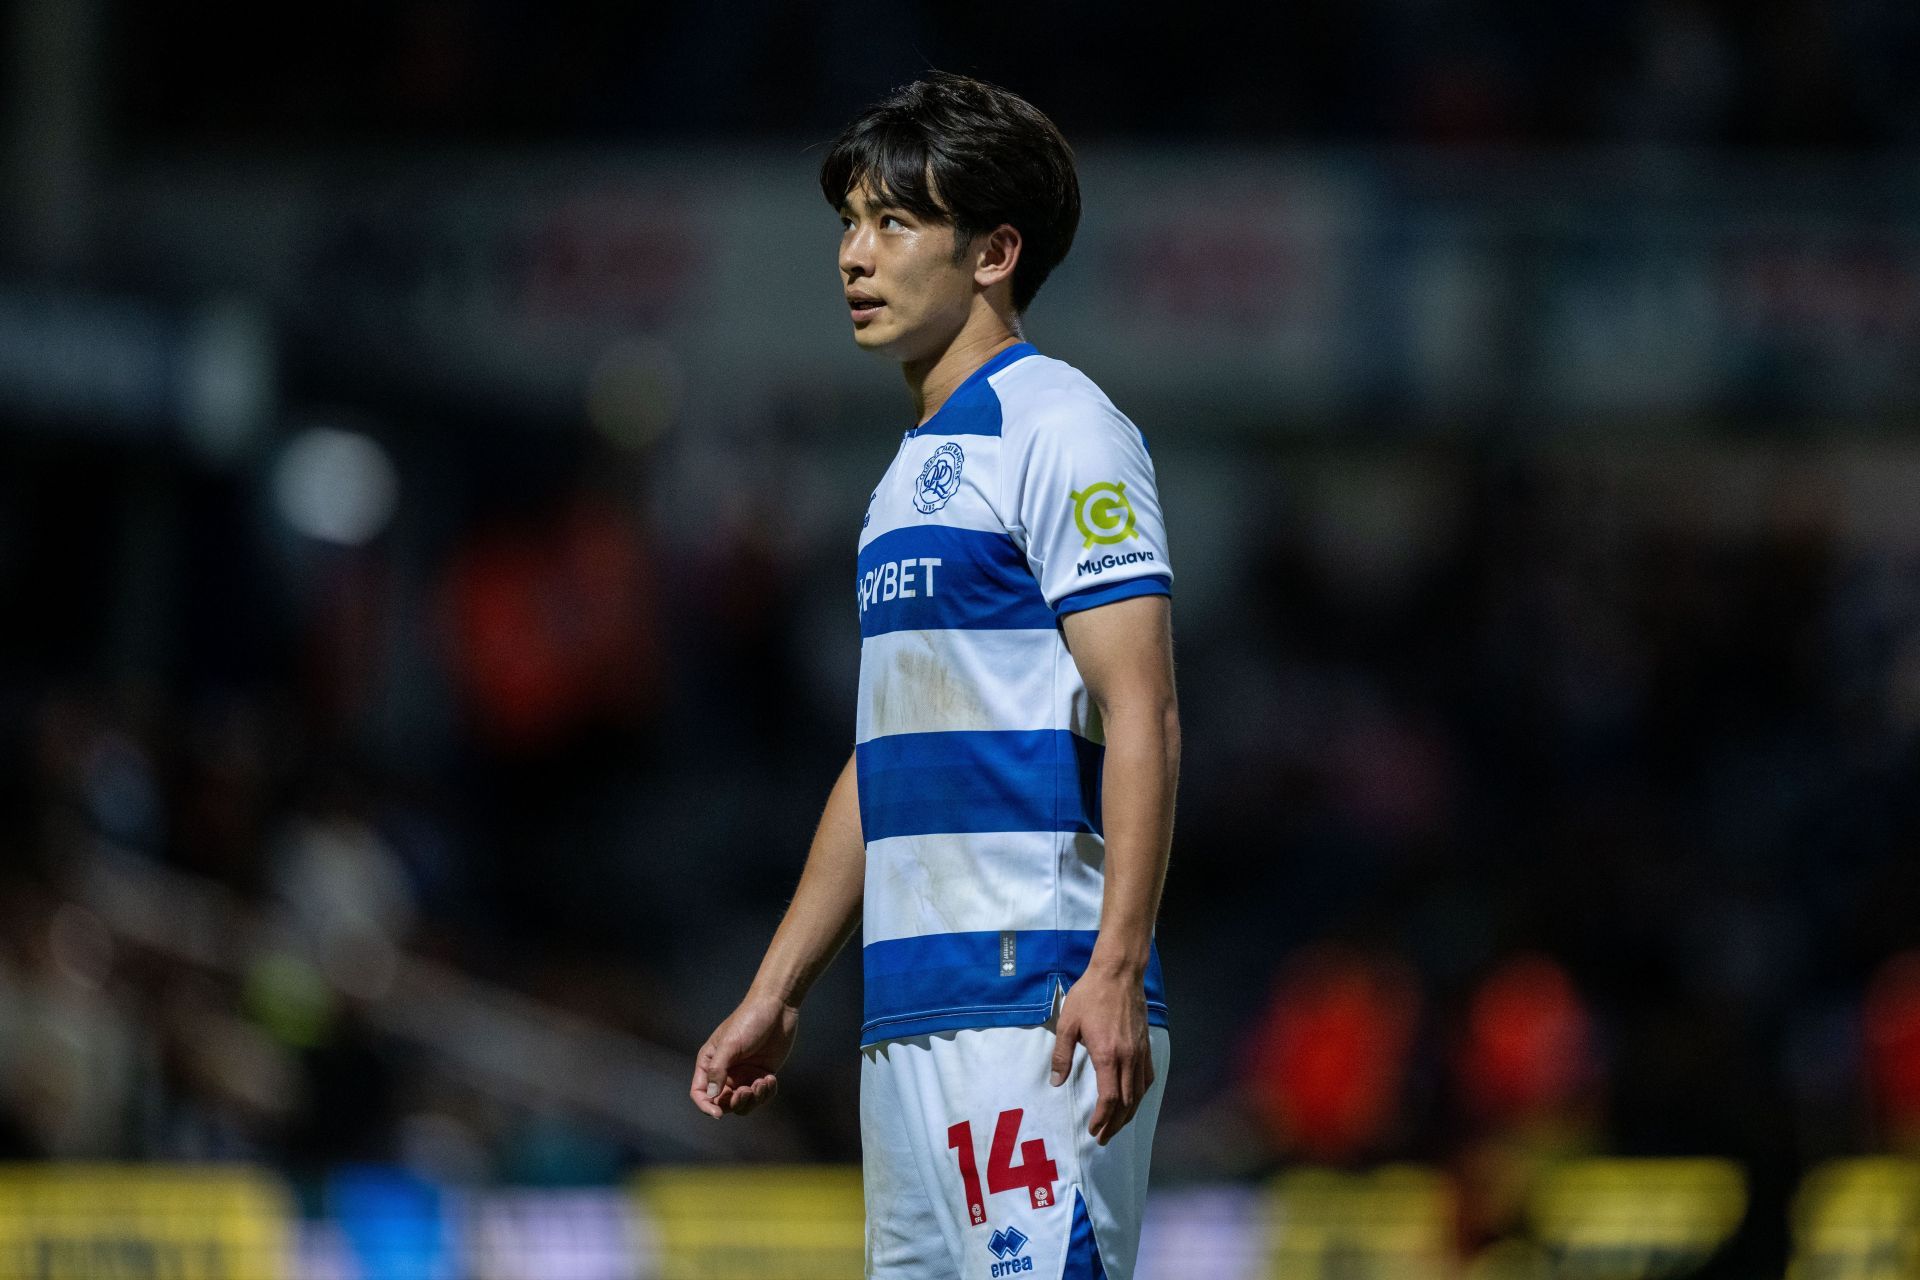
[854,342,1173,1047]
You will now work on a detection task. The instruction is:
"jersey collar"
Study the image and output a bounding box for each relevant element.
[906,342,1037,438]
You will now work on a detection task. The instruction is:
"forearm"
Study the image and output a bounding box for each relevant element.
[1088,697,1179,979]
[747,752,866,1007]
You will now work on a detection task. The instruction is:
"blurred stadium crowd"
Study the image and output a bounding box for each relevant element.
[117,0,1920,148]
[8,0,1920,1273]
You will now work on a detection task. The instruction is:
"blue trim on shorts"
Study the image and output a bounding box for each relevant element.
[860,929,1168,1046]
[1065,1190,1108,1279]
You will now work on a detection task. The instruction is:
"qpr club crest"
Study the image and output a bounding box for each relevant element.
[913,442,965,514]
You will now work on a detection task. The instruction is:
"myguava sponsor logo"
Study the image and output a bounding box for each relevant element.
[1075,549,1156,578]
[1070,480,1137,547]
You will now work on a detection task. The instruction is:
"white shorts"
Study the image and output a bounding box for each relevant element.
[860,1000,1170,1280]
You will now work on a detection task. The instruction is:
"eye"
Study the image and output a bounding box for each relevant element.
[839,215,853,231]
[881,214,907,230]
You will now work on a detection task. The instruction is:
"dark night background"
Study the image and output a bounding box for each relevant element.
[5,2,1920,1275]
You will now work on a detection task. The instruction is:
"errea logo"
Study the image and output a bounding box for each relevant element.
[987,1226,1032,1275]
[1070,481,1137,547]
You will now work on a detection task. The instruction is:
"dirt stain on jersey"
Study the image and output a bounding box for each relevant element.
[875,635,993,735]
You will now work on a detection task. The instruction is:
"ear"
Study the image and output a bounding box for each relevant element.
[972,223,1022,295]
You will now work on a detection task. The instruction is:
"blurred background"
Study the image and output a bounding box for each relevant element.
[5,0,1920,1276]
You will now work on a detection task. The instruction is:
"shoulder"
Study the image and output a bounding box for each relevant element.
[991,354,1142,455]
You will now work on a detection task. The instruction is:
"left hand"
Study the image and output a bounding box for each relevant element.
[1049,964,1154,1145]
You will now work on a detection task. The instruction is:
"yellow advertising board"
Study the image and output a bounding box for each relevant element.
[1788,1159,1920,1280]
[1263,1165,1457,1280]
[632,1165,863,1280]
[0,1165,292,1280]
[1527,1158,1746,1279]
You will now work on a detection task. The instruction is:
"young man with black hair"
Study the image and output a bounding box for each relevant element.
[691,73,1179,1280]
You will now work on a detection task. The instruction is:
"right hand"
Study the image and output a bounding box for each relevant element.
[690,991,800,1118]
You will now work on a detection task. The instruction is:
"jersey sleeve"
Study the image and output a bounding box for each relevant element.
[1005,396,1174,616]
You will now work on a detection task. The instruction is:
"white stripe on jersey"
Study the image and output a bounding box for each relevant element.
[863,830,1110,944]
[854,627,1098,745]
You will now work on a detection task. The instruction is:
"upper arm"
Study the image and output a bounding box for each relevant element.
[1060,593,1177,720]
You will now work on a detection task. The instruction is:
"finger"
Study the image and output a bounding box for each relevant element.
[1088,1055,1120,1142]
[1050,1021,1079,1087]
[1123,1044,1159,1132]
[1090,1051,1121,1143]
[724,1070,773,1112]
[1097,1047,1136,1144]
[690,1054,724,1117]
[734,1075,778,1116]
[1116,1049,1152,1135]
[1090,1090,1118,1144]
[1116,1083,1142,1136]
[697,1041,732,1087]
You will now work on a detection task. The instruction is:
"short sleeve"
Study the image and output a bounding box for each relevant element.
[1005,397,1174,616]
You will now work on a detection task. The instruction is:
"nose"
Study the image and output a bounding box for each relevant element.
[840,222,874,280]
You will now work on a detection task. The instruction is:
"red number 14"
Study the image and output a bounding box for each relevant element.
[946,1108,1061,1223]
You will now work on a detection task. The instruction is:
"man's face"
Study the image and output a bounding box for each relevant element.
[838,182,977,362]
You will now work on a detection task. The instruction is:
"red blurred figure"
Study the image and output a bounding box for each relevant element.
[1458,954,1597,1124]
[1244,946,1421,1163]
[1865,951,1920,1148]
[443,494,661,752]
[1452,954,1603,1255]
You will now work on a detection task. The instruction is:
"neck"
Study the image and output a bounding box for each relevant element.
[904,305,1024,426]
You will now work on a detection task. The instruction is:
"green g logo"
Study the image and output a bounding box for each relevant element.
[1071,481,1138,547]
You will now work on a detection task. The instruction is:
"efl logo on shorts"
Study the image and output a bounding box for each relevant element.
[987,1226,1032,1275]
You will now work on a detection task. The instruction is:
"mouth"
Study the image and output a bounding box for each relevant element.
[848,295,884,323]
